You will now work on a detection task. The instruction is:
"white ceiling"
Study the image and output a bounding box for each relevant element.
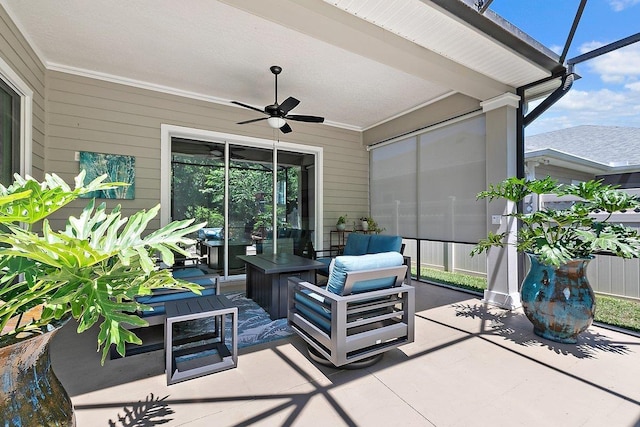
[1,0,558,132]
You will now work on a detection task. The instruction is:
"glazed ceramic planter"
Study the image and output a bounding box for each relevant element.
[521,253,595,344]
[0,328,75,426]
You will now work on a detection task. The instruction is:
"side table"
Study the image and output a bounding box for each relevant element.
[164,295,238,385]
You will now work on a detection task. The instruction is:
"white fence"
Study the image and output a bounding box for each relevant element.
[402,186,640,301]
[405,239,640,300]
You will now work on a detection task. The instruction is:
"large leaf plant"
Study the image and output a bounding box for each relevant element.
[471,177,640,267]
[0,172,204,362]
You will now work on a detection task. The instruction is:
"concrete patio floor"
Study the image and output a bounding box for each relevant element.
[50,280,640,426]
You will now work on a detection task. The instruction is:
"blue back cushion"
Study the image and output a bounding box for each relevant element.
[367,235,402,254]
[343,233,370,255]
[326,252,404,295]
[172,268,205,279]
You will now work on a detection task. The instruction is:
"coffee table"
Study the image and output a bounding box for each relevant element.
[238,253,325,320]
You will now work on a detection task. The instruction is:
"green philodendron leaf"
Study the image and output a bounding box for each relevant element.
[0,227,111,270]
[525,176,559,194]
[0,172,119,225]
[470,231,507,256]
[473,177,640,264]
[0,189,32,209]
[580,229,640,258]
[537,243,574,267]
[0,172,208,359]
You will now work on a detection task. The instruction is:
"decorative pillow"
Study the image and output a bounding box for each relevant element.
[326,251,404,295]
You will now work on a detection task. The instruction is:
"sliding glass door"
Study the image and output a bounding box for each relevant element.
[171,137,316,279]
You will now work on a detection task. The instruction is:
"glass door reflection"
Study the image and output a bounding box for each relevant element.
[171,138,316,279]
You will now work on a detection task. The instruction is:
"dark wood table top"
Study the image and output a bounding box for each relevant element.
[164,294,235,319]
[238,253,325,274]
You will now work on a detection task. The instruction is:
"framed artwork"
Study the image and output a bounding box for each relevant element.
[79,151,135,199]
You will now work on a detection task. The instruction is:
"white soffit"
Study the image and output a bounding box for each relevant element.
[1,0,455,130]
[324,0,552,87]
[1,0,555,131]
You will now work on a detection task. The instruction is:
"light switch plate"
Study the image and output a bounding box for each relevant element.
[491,215,502,225]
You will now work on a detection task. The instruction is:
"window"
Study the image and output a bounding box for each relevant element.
[0,79,20,185]
[161,125,323,280]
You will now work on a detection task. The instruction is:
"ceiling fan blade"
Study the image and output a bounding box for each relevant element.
[237,117,268,125]
[231,100,265,114]
[285,114,324,123]
[279,97,300,115]
[280,123,293,133]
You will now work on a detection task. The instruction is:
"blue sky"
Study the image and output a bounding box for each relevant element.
[490,0,640,135]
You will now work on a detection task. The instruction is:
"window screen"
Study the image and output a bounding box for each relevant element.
[370,114,486,243]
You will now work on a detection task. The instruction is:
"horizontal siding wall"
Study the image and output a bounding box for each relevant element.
[532,164,594,184]
[363,93,481,145]
[44,71,368,245]
[0,5,46,178]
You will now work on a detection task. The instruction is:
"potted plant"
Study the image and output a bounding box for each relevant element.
[360,217,369,231]
[0,172,204,425]
[336,215,347,231]
[471,176,640,343]
[367,217,385,234]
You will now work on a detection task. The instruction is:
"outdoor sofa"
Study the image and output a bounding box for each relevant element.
[315,233,403,277]
[136,258,220,326]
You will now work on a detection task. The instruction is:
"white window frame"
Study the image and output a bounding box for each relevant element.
[0,56,33,176]
[160,124,324,251]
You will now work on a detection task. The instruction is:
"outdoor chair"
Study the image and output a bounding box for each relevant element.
[315,233,403,277]
[288,251,414,368]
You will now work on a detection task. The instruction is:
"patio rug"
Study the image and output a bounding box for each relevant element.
[222,290,293,349]
[112,291,292,359]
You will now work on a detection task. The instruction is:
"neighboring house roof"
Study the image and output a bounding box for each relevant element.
[525,125,640,174]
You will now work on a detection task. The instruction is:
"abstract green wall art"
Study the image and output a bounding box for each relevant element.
[79,151,135,199]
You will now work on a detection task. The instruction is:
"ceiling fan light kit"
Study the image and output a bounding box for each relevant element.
[232,65,324,134]
[267,117,287,129]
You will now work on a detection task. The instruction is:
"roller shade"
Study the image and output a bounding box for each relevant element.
[370,114,486,243]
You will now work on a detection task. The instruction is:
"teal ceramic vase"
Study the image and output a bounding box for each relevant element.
[0,328,75,426]
[521,253,595,344]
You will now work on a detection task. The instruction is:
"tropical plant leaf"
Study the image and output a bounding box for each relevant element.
[0,173,205,362]
[470,231,507,256]
[472,177,640,266]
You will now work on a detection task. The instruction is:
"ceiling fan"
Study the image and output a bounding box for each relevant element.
[232,65,324,134]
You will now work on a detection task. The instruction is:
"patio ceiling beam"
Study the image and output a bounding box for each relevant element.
[568,32,640,67]
[219,0,512,102]
[559,0,587,65]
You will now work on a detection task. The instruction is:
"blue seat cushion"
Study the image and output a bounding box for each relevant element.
[326,252,404,295]
[172,267,207,279]
[343,233,370,255]
[293,289,331,333]
[367,235,402,254]
[137,275,217,317]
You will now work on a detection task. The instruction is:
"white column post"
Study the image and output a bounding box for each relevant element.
[480,93,522,309]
